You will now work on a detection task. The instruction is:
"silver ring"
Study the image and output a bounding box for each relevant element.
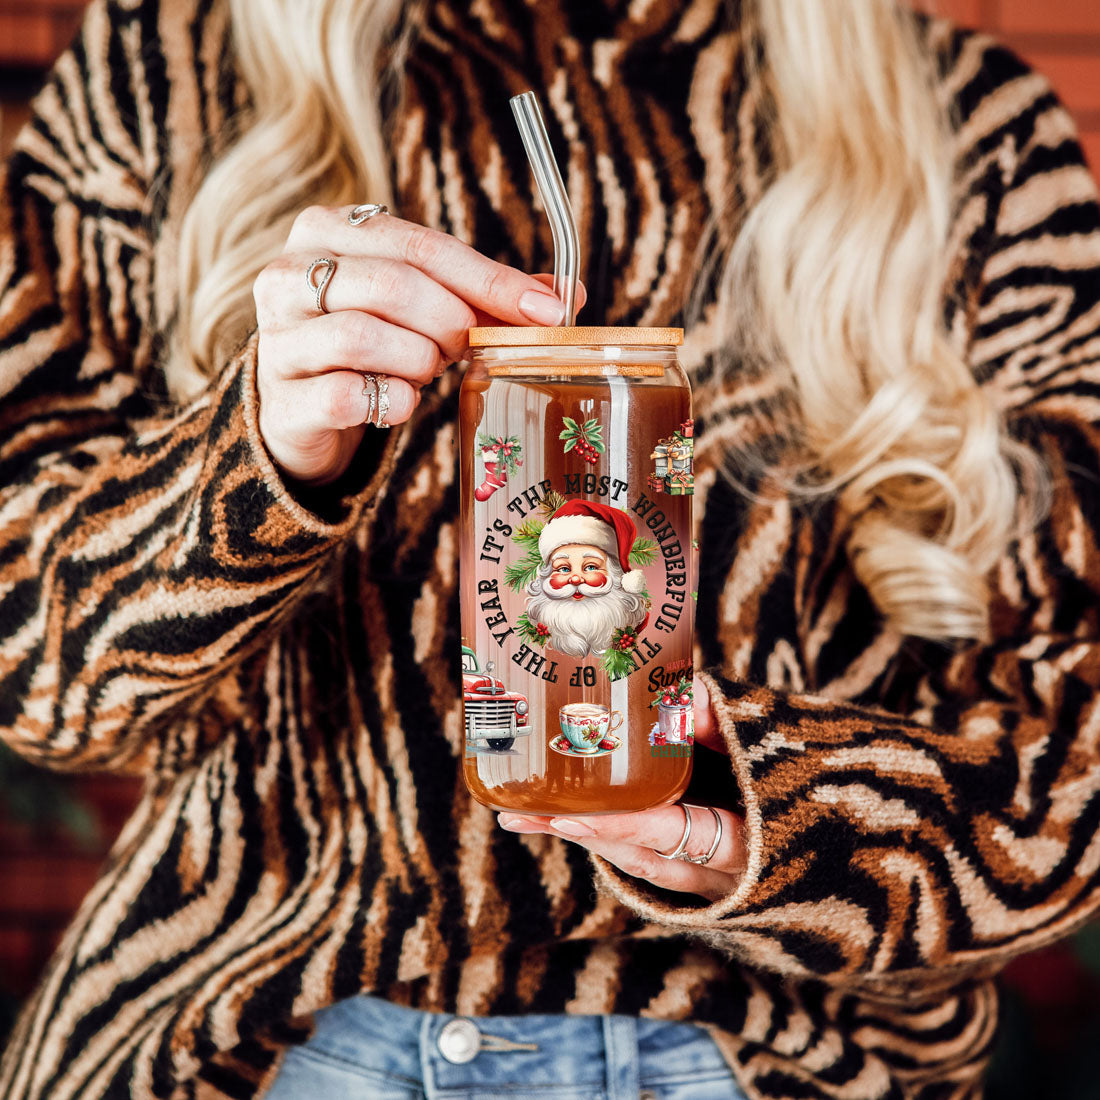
[359,373,391,428]
[683,806,723,866]
[361,373,378,424]
[655,804,692,860]
[348,203,389,225]
[375,377,391,428]
[306,257,336,314]
[654,804,722,865]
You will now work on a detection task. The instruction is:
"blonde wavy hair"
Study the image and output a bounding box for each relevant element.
[167,0,1043,643]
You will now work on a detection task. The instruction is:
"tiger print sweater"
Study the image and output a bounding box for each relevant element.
[1,0,1099,1097]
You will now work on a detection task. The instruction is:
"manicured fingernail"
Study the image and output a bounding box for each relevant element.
[518,290,565,326]
[550,818,595,837]
[498,814,542,833]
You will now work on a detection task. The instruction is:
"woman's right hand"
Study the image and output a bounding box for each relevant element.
[253,205,572,486]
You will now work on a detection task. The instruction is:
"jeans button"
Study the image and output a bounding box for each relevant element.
[438,1018,481,1064]
[640,1092,658,1100]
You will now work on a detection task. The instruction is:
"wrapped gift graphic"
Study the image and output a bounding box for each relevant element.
[649,422,696,495]
[667,470,693,495]
[667,442,692,473]
[650,442,670,479]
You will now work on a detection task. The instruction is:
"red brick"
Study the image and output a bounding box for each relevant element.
[1081,130,1100,177]
[0,14,56,66]
[0,0,88,10]
[999,0,1100,35]
[0,9,85,67]
[1015,50,1100,115]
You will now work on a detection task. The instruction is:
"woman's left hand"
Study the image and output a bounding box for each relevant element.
[497,802,746,902]
[497,678,747,902]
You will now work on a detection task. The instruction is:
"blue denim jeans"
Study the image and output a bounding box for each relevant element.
[264,995,747,1099]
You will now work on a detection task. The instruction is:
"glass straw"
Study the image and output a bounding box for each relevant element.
[510,91,580,326]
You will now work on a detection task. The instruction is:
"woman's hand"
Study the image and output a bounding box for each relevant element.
[498,678,748,902]
[498,802,746,902]
[254,205,581,486]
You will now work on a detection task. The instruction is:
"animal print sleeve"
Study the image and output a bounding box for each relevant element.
[593,48,1100,983]
[0,0,398,773]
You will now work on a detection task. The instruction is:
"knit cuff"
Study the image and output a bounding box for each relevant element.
[236,331,401,537]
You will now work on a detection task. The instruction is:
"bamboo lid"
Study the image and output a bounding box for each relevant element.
[468,325,683,347]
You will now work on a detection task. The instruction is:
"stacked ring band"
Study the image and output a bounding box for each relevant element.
[654,803,723,866]
[361,373,378,425]
[655,803,692,860]
[375,377,391,427]
[360,373,392,429]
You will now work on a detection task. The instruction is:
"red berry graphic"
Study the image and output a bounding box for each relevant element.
[662,694,673,706]
[560,417,605,464]
[599,739,615,751]
[678,692,691,705]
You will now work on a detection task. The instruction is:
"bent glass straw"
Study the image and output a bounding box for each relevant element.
[510,91,580,326]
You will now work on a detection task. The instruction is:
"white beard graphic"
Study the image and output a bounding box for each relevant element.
[525,560,647,658]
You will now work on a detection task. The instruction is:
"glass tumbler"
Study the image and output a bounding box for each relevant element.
[459,326,695,815]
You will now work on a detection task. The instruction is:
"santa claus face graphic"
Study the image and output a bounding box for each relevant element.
[522,503,650,658]
[547,545,611,597]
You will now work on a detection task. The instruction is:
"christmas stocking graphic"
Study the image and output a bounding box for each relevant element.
[474,448,507,501]
[474,434,522,502]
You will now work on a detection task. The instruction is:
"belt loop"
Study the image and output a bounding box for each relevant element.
[603,1014,639,1100]
[419,1011,439,1100]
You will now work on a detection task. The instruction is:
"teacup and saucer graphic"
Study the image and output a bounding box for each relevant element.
[550,702,624,758]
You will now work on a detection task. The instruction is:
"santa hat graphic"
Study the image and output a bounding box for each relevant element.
[538,500,648,594]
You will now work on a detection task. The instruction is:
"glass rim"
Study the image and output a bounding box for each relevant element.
[467,325,684,348]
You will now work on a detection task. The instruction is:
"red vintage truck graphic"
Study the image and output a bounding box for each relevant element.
[462,645,530,752]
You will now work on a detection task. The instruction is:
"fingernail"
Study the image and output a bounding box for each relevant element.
[518,290,565,326]
[549,818,595,837]
[498,814,541,833]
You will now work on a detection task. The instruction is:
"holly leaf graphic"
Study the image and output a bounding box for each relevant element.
[516,612,548,647]
[602,647,636,680]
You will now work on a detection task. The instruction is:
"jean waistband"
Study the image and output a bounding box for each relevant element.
[296,995,736,1098]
